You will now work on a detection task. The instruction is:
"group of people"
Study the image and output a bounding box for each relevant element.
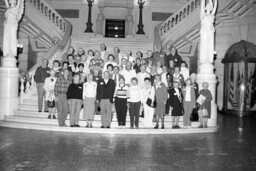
[34,43,213,129]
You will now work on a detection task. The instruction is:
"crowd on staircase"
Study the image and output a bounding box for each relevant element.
[34,43,212,129]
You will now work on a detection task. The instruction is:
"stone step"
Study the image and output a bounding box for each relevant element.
[14,110,183,122]
[0,120,218,135]
[5,115,198,128]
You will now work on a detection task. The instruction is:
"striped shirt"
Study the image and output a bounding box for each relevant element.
[115,84,128,99]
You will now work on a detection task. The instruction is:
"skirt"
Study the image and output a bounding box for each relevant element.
[83,97,96,120]
[155,102,165,116]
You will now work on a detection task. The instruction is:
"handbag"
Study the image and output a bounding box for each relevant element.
[198,108,208,117]
[47,93,55,108]
[146,88,157,108]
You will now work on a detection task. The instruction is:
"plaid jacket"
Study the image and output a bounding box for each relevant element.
[54,76,72,96]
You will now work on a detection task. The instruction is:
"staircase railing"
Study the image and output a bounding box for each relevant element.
[160,0,201,40]
[19,0,72,100]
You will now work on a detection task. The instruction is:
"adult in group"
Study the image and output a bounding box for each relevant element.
[165,46,182,67]
[120,61,136,86]
[153,46,166,66]
[128,77,142,129]
[136,65,149,88]
[83,74,97,128]
[96,71,116,128]
[100,43,109,62]
[112,66,124,86]
[62,46,74,62]
[54,69,72,127]
[182,78,196,128]
[142,77,156,128]
[114,77,128,127]
[154,75,168,129]
[103,54,117,72]
[34,59,50,112]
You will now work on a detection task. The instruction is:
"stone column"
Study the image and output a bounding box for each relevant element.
[0,55,19,120]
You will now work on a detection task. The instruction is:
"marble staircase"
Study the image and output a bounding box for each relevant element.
[71,36,154,56]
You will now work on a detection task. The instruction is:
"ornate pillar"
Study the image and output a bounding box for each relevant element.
[197,0,218,127]
[0,0,24,120]
[136,0,145,35]
[85,0,94,33]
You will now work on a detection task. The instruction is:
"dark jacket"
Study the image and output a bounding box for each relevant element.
[67,83,83,100]
[168,87,183,116]
[96,79,116,103]
[34,66,50,83]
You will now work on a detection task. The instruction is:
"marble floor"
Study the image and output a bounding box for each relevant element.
[0,114,256,171]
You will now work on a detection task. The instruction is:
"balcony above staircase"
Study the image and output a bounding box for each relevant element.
[156,0,256,57]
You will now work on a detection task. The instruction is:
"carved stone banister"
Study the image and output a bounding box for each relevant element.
[159,0,201,39]
[19,0,72,100]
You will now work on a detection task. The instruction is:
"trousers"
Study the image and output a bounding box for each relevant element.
[69,99,82,125]
[37,83,47,111]
[100,99,112,127]
[143,103,155,128]
[115,97,127,126]
[57,94,69,126]
[129,101,141,127]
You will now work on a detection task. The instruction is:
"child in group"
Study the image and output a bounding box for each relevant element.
[67,74,83,127]
[44,69,57,119]
[83,74,97,128]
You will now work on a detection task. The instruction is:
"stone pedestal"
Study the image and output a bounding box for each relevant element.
[197,63,218,127]
[0,66,19,120]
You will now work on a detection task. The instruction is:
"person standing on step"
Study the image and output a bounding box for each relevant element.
[67,74,83,127]
[142,77,156,128]
[54,69,72,127]
[167,81,183,129]
[182,78,196,128]
[114,77,128,128]
[154,75,168,129]
[127,77,142,129]
[96,71,116,128]
[112,66,124,87]
[83,73,97,128]
[44,69,57,119]
[34,59,50,112]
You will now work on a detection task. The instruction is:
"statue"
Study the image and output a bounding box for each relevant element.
[95,8,104,35]
[200,0,217,64]
[126,15,134,36]
[3,0,24,58]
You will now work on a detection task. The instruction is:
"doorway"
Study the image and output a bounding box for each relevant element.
[105,19,125,38]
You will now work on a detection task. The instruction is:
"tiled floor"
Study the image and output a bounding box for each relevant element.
[0,114,256,171]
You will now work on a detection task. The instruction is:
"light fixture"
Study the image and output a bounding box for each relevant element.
[114,26,118,30]
[115,34,118,38]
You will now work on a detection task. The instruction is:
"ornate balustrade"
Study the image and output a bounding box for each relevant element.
[159,0,201,40]
[19,0,72,102]
[29,0,66,32]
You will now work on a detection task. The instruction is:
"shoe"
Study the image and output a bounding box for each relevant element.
[85,125,89,128]
[75,125,80,127]
[130,126,134,129]
[176,125,180,129]
[44,110,49,113]
[90,125,93,128]
[172,125,176,129]
[154,125,159,129]
[106,126,110,128]
[48,115,51,119]
[161,125,165,129]
[70,125,75,127]
[198,125,203,128]
[53,115,57,119]
[38,110,42,113]
[100,126,105,128]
